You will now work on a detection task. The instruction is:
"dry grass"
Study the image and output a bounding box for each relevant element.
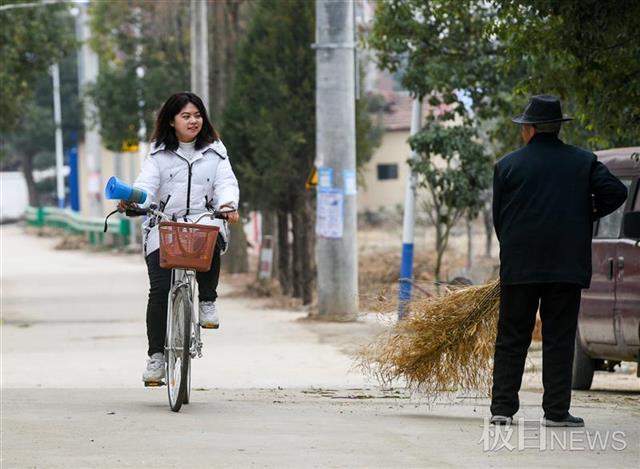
[358,279,500,396]
[55,234,87,250]
[358,249,470,311]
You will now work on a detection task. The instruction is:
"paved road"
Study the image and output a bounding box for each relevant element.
[2,224,639,468]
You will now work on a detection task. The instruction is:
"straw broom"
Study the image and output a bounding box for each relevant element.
[358,279,501,396]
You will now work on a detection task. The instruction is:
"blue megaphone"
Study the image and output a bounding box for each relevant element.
[104,176,147,204]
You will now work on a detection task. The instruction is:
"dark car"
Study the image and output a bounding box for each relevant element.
[572,147,640,390]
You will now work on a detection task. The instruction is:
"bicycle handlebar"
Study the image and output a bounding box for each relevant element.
[104,203,235,233]
[128,204,234,223]
[124,207,149,218]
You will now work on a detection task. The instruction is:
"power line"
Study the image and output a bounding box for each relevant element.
[0,1,83,13]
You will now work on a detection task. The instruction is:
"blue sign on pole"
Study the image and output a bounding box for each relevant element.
[68,146,80,212]
[318,167,334,190]
[343,169,357,195]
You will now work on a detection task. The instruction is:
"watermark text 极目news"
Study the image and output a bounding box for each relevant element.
[478,418,628,452]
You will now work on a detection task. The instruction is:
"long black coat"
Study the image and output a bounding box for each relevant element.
[493,133,628,288]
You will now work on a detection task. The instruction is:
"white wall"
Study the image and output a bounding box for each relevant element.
[0,172,29,222]
[358,130,410,212]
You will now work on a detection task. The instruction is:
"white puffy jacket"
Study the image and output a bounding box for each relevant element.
[133,139,239,257]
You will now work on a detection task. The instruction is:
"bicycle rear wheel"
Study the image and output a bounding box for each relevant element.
[166,285,191,412]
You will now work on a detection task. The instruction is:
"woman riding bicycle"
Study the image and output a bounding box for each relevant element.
[120,91,239,384]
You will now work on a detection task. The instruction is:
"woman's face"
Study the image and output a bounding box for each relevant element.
[171,102,203,142]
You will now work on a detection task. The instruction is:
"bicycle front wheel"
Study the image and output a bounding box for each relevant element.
[183,317,194,405]
[166,285,191,412]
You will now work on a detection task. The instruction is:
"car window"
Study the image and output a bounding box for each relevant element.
[634,181,640,210]
[594,178,632,238]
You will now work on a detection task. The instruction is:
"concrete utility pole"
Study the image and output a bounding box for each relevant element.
[77,2,103,217]
[130,6,146,248]
[51,63,65,208]
[398,98,423,319]
[315,0,358,320]
[190,0,209,111]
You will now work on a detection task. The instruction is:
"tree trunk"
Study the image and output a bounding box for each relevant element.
[434,222,444,282]
[483,203,493,257]
[291,206,303,298]
[19,151,40,206]
[466,215,473,270]
[300,191,315,305]
[210,0,226,121]
[276,209,291,294]
[223,219,248,273]
[262,209,275,238]
[225,0,243,86]
[209,0,249,120]
[260,210,275,280]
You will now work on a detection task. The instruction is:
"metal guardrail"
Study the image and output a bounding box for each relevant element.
[25,206,131,247]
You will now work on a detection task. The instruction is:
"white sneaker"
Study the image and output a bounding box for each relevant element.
[199,301,219,329]
[142,352,165,383]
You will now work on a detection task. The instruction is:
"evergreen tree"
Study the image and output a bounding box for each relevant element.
[224,0,381,302]
[222,0,316,300]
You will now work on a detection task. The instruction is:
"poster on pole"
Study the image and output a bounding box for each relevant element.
[316,189,343,238]
[343,169,357,195]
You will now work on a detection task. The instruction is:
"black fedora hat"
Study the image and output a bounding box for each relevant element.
[512,95,573,124]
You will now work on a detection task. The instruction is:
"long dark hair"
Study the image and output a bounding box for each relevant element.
[150,92,219,151]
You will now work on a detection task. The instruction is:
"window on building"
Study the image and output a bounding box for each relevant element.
[377,164,398,180]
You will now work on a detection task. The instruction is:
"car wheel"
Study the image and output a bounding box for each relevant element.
[572,334,595,390]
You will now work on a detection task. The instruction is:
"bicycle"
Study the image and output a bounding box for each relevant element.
[108,203,233,412]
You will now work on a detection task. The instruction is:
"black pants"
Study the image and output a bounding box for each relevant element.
[145,246,221,356]
[490,282,581,420]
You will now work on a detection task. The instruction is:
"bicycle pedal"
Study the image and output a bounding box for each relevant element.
[144,380,165,387]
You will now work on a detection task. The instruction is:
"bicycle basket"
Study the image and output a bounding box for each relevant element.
[158,221,220,272]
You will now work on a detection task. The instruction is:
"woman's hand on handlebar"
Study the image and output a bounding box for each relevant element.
[219,203,239,224]
[223,210,239,224]
[117,200,137,213]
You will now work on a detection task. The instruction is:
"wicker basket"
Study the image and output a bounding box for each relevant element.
[158,221,219,272]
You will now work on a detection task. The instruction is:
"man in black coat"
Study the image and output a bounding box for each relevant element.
[490,95,628,427]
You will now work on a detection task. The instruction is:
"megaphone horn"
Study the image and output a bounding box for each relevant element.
[104,176,147,204]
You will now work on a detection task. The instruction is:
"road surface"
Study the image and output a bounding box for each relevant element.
[2,224,638,468]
